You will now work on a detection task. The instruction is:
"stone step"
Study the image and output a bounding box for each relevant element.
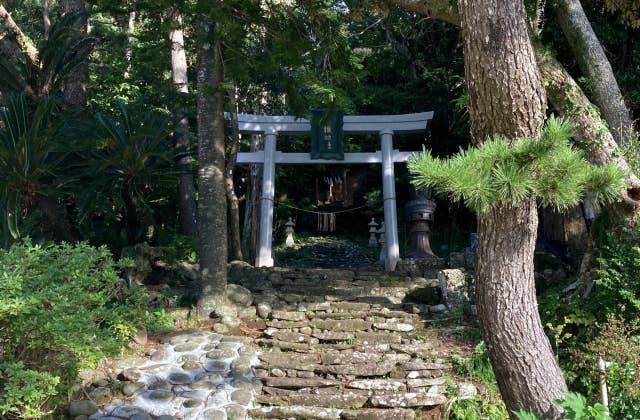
[248,406,417,420]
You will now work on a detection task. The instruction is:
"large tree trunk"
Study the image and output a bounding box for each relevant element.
[170,15,198,236]
[555,0,636,146]
[536,50,640,209]
[459,0,567,417]
[241,133,263,263]
[226,80,243,261]
[0,5,40,67]
[196,19,227,316]
[60,0,88,108]
[42,0,51,39]
[124,11,136,79]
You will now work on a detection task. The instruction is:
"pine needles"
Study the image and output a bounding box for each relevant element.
[407,116,626,213]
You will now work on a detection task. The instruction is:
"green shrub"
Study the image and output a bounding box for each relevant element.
[0,362,60,419]
[0,240,149,417]
[513,391,610,420]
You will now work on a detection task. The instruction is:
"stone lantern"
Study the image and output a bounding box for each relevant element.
[404,186,437,258]
[284,218,296,247]
[368,218,379,247]
[378,222,386,264]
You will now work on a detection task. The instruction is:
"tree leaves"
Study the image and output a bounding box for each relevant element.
[408,116,627,213]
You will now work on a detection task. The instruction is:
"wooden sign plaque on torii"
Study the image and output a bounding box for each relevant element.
[235,111,433,271]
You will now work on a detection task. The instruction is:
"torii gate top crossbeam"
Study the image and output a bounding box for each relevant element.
[233,111,433,134]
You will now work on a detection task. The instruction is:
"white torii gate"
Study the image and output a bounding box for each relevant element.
[235,111,433,271]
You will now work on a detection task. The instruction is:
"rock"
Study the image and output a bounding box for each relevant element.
[355,332,402,345]
[369,392,447,407]
[321,351,380,365]
[271,310,306,321]
[148,379,172,390]
[190,380,216,390]
[113,356,148,370]
[257,302,273,318]
[73,416,88,420]
[225,404,247,420]
[123,381,146,396]
[455,382,478,400]
[88,387,111,405]
[174,342,200,352]
[310,319,372,332]
[347,379,407,391]
[259,352,320,371]
[264,377,340,388]
[120,367,142,381]
[207,348,237,360]
[372,322,413,332]
[130,414,154,420]
[168,372,192,384]
[143,363,171,374]
[438,269,468,309]
[401,360,449,371]
[231,357,253,377]
[272,330,311,343]
[341,408,416,420]
[271,368,286,377]
[222,315,242,328]
[147,389,174,402]
[157,416,177,420]
[406,377,448,389]
[231,388,253,405]
[324,362,395,376]
[248,405,343,419]
[132,327,148,346]
[238,306,257,319]
[227,283,254,307]
[150,345,173,362]
[258,393,368,409]
[198,408,227,420]
[68,400,98,416]
[213,322,230,334]
[429,304,447,313]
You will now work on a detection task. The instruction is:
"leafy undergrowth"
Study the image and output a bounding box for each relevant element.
[0,241,175,419]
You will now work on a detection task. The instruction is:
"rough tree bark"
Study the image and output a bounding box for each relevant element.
[0,5,40,67]
[555,0,637,146]
[60,0,88,108]
[226,80,243,261]
[459,0,567,417]
[196,19,228,315]
[42,0,51,39]
[384,0,640,208]
[124,11,136,79]
[169,14,198,236]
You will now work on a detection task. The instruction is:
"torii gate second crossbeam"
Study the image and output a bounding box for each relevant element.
[235,112,433,271]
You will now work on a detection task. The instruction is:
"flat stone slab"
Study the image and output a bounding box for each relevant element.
[406,377,448,389]
[310,319,372,332]
[401,361,449,371]
[257,393,368,409]
[355,332,402,345]
[347,379,407,391]
[372,322,414,332]
[249,405,343,419]
[369,393,447,408]
[266,320,309,328]
[272,331,312,343]
[390,342,441,357]
[340,408,416,420]
[264,377,341,388]
[330,302,371,312]
[324,362,395,376]
[271,310,307,321]
[321,351,382,365]
[259,352,321,371]
[312,331,356,341]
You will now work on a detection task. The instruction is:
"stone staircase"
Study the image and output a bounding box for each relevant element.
[229,264,476,420]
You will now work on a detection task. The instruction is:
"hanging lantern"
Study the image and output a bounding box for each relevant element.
[310,108,344,160]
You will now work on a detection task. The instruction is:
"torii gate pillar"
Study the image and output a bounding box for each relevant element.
[380,129,400,271]
[256,130,277,267]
